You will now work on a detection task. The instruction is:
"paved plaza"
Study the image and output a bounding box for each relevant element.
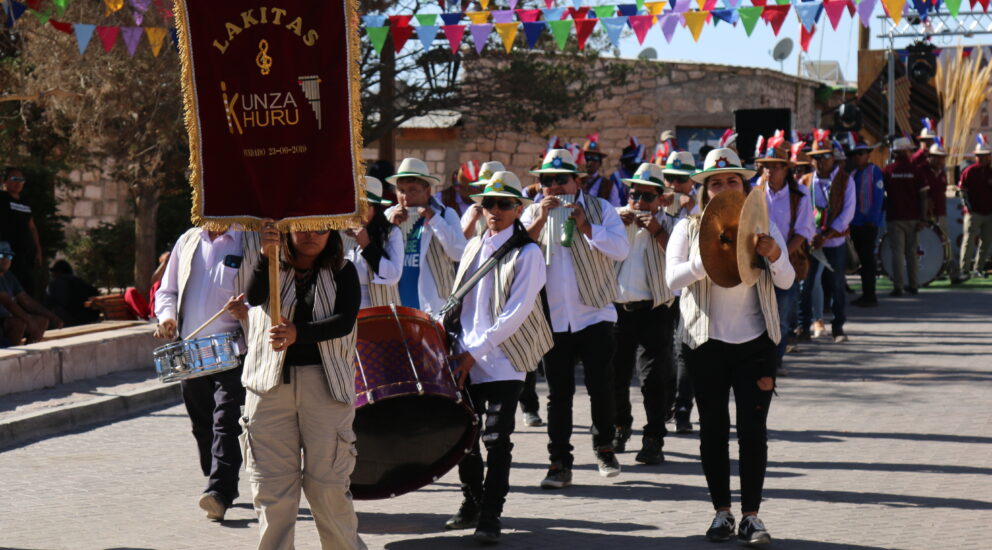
[1,288,990,550]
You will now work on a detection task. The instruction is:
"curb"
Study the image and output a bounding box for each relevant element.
[0,382,182,450]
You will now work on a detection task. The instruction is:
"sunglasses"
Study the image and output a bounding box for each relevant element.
[665,175,689,184]
[630,190,658,202]
[481,197,519,211]
[539,174,572,187]
[6,176,25,182]
[811,154,833,160]
[0,253,14,260]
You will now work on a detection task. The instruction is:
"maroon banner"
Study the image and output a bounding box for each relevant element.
[175,0,365,230]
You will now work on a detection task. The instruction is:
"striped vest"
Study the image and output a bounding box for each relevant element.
[453,235,553,373]
[678,217,781,349]
[241,261,358,402]
[527,192,618,308]
[394,209,456,303]
[615,207,674,309]
[664,192,685,217]
[174,227,255,336]
[340,229,402,308]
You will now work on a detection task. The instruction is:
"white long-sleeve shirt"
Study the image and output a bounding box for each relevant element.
[458,225,547,383]
[811,166,857,248]
[666,218,794,344]
[154,229,243,339]
[521,193,629,332]
[345,225,404,309]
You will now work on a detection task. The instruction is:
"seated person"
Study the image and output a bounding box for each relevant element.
[0,241,62,344]
[46,260,100,327]
[125,251,170,320]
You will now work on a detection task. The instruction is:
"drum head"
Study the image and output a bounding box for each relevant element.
[878,224,949,286]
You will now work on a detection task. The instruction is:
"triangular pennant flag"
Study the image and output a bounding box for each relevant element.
[466,11,490,24]
[103,0,123,16]
[96,26,119,52]
[491,9,515,23]
[659,12,681,42]
[823,0,846,29]
[593,5,617,18]
[548,19,572,48]
[516,8,541,21]
[145,27,167,56]
[945,0,961,15]
[568,6,591,18]
[912,0,931,17]
[628,15,654,43]
[523,21,546,47]
[600,16,627,48]
[683,10,707,40]
[976,0,988,11]
[4,1,28,29]
[416,13,438,26]
[674,0,691,11]
[795,1,822,31]
[544,0,554,7]
[882,0,906,24]
[121,26,143,56]
[574,18,597,50]
[367,26,389,54]
[362,14,387,27]
[737,6,763,35]
[542,7,566,20]
[440,12,464,25]
[645,1,668,14]
[480,0,491,9]
[389,14,413,27]
[130,0,151,13]
[169,27,179,51]
[392,24,414,52]
[800,22,815,51]
[416,24,440,50]
[712,8,739,22]
[74,23,95,54]
[857,0,877,25]
[724,0,742,7]
[470,23,493,53]
[762,4,790,35]
[846,0,857,16]
[132,10,143,26]
[617,3,639,15]
[49,19,73,34]
[52,0,68,17]
[29,8,51,24]
[751,0,767,6]
[637,0,646,9]
[696,0,706,8]
[443,24,466,53]
[494,22,518,52]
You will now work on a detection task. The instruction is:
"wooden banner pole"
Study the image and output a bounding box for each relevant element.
[267,242,281,327]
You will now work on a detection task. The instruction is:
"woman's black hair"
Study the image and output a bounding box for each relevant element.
[365,204,393,259]
[284,230,344,272]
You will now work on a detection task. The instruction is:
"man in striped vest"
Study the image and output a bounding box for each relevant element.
[521,149,630,488]
[611,162,678,465]
[385,157,467,315]
[445,171,552,544]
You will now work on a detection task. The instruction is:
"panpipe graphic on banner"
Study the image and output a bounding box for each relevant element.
[174,0,366,230]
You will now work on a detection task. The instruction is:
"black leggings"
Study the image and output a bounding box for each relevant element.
[684,334,775,513]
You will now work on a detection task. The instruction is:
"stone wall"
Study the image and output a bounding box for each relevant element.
[57,168,132,231]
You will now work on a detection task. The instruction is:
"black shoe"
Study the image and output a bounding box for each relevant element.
[612,425,631,453]
[595,447,621,477]
[950,275,968,285]
[473,513,501,545]
[635,436,664,465]
[674,408,693,434]
[540,463,572,489]
[890,289,904,297]
[705,511,736,542]
[445,485,481,530]
[851,296,878,307]
[738,515,772,546]
[905,286,919,295]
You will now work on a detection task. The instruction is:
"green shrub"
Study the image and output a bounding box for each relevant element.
[65,220,135,290]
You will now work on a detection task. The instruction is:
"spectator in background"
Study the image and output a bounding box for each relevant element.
[46,260,100,327]
[849,137,886,307]
[0,240,62,344]
[125,251,170,320]
[1,168,44,297]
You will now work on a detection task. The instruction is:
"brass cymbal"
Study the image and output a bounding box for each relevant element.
[699,189,745,288]
[737,185,771,286]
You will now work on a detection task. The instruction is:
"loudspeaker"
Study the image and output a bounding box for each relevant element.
[734,109,792,164]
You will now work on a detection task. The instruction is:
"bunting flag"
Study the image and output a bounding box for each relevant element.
[145,26,167,56]
[443,24,465,53]
[439,12,463,25]
[659,12,681,42]
[49,19,73,34]
[466,11,489,24]
[712,8,739,23]
[494,21,518,52]
[737,5,763,35]
[683,10,707,41]
[4,1,27,28]
[795,1,822,32]
[74,23,95,54]
[945,0,961,15]
[103,0,123,16]
[362,14,386,27]
[882,0,906,25]
[391,23,414,52]
[516,8,541,22]
[617,3,639,16]
[592,5,616,18]
[645,1,668,15]
[823,0,847,29]
[121,26,143,56]
[912,0,931,17]
[724,0,742,8]
[388,14,412,28]
[480,0,491,9]
[600,16,627,48]
[416,24,439,50]
[762,4,790,35]
[800,22,815,51]
[523,21,546,47]
[857,0,877,25]
[542,7,566,20]
[366,26,389,54]
[491,10,515,23]
[30,7,51,24]
[628,14,653,44]
[470,23,493,53]
[96,25,118,52]
[548,18,573,49]
[415,13,437,26]
[567,6,590,18]
[574,17,597,50]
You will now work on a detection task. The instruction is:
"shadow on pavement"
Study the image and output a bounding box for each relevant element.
[769,428,992,445]
[360,511,654,537]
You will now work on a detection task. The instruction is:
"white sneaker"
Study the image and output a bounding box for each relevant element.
[523,412,544,427]
[833,334,849,343]
[812,321,827,338]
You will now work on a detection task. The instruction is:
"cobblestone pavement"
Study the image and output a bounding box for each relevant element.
[1,289,990,550]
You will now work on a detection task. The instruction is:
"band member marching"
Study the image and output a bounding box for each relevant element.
[521,149,630,488]
[444,171,554,544]
[580,133,617,205]
[343,176,403,308]
[153,226,255,522]
[242,221,365,550]
[666,148,794,545]
[461,161,507,240]
[611,163,677,464]
[385,157,467,315]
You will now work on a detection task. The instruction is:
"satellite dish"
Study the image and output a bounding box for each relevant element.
[771,38,794,62]
[638,47,658,60]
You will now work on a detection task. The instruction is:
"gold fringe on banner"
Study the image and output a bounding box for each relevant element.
[173,0,367,233]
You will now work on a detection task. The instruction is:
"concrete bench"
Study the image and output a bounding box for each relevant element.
[0,323,159,397]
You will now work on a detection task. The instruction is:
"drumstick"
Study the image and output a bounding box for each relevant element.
[184,305,231,341]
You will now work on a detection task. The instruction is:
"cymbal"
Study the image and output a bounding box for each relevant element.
[699,189,745,288]
[737,186,771,286]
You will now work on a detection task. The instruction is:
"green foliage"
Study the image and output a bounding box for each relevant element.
[64,219,136,290]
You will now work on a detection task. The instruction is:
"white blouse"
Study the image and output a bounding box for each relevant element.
[345,225,404,308]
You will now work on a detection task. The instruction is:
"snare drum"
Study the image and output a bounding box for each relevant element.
[153,332,241,383]
[878,222,950,286]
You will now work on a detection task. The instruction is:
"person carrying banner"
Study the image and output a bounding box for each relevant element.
[343,177,403,309]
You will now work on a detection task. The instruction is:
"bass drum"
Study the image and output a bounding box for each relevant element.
[351,305,477,500]
[878,222,950,286]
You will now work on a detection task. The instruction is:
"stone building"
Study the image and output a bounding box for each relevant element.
[57,167,132,231]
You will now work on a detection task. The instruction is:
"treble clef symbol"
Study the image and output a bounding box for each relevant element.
[256,39,273,76]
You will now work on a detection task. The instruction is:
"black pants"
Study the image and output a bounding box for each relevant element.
[684,335,775,513]
[851,225,878,300]
[612,304,675,441]
[180,363,245,506]
[458,379,524,517]
[671,298,694,417]
[545,321,616,468]
[519,370,540,415]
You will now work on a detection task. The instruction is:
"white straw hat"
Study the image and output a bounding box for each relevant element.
[364,176,393,205]
[530,149,581,174]
[470,171,532,204]
[690,148,756,184]
[385,157,441,185]
[622,163,667,188]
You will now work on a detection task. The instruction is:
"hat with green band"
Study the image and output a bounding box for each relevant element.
[385,157,441,186]
[661,151,698,177]
[470,171,532,205]
[470,161,506,187]
[364,176,393,205]
[621,162,667,189]
[530,149,582,175]
[690,148,756,184]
